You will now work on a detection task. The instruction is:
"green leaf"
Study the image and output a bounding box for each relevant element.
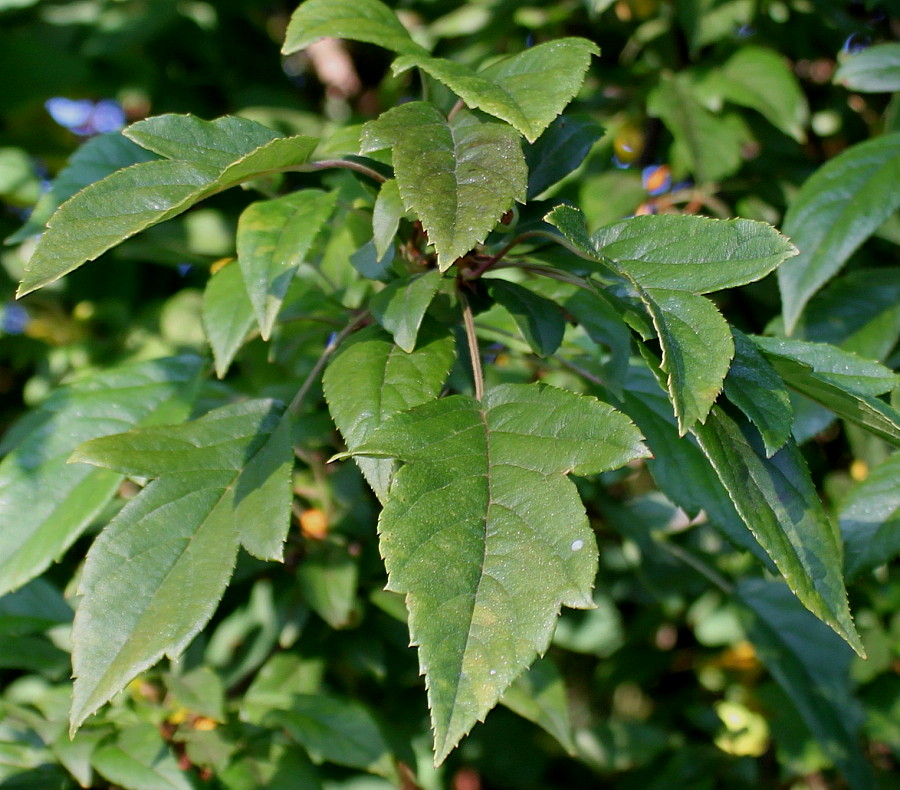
[716,46,808,142]
[124,114,281,165]
[500,656,575,755]
[616,366,774,567]
[788,267,900,361]
[565,289,631,398]
[202,261,257,379]
[7,132,157,244]
[370,269,444,353]
[752,336,897,397]
[297,539,359,629]
[163,667,226,722]
[736,579,874,790]
[281,0,426,57]
[752,336,900,446]
[372,178,404,258]
[839,454,900,580]
[18,116,317,296]
[269,695,393,776]
[354,383,647,762]
[692,407,864,656]
[0,356,201,596]
[648,72,747,183]
[219,741,321,790]
[237,189,337,339]
[360,104,527,270]
[487,279,566,357]
[834,42,900,93]
[69,400,292,731]
[724,330,793,457]
[590,214,797,293]
[0,578,71,637]
[638,287,734,434]
[778,133,900,334]
[525,114,604,198]
[323,325,456,503]
[90,723,195,790]
[393,39,600,143]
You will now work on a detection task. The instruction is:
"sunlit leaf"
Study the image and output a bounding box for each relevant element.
[361,104,527,270]
[237,189,337,339]
[323,325,456,503]
[281,0,426,57]
[834,42,900,93]
[69,400,292,731]
[353,383,647,762]
[18,115,317,296]
[393,39,599,143]
[202,261,257,379]
[639,287,733,434]
[370,269,444,352]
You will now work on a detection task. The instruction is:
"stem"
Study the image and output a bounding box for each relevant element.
[447,98,465,122]
[304,159,387,183]
[459,290,484,401]
[657,539,733,595]
[465,231,547,278]
[289,312,369,415]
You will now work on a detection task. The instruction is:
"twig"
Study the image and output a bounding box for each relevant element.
[458,290,484,401]
[289,312,369,415]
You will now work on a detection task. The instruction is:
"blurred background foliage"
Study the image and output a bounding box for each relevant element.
[1,1,898,788]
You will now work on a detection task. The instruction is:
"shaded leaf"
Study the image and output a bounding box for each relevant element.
[237,189,337,339]
[361,104,527,270]
[736,579,874,790]
[716,46,808,141]
[163,667,226,723]
[648,72,747,183]
[487,279,566,357]
[565,289,631,398]
[18,115,317,296]
[778,133,900,334]
[0,356,201,596]
[91,723,194,790]
[219,741,321,790]
[525,114,604,198]
[752,336,900,446]
[69,400,292,731]
[0,578,71,637]
[297,539,360,629]
[834,42,900,93]
[269,695,393,776]
[616,366,774,567]
[281,0,426,57]
[839,454,900,580]
[692,407,864,656]
[202,261,257,379]
[354,383,648,762]
[323,325,455,503]
[372,178,404,258]
[724,330,793,457]
[639,287,734,434]
[788,267,900,360]
[393,39,599,143]
[370,269,444,352]
[500,656,575,755]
